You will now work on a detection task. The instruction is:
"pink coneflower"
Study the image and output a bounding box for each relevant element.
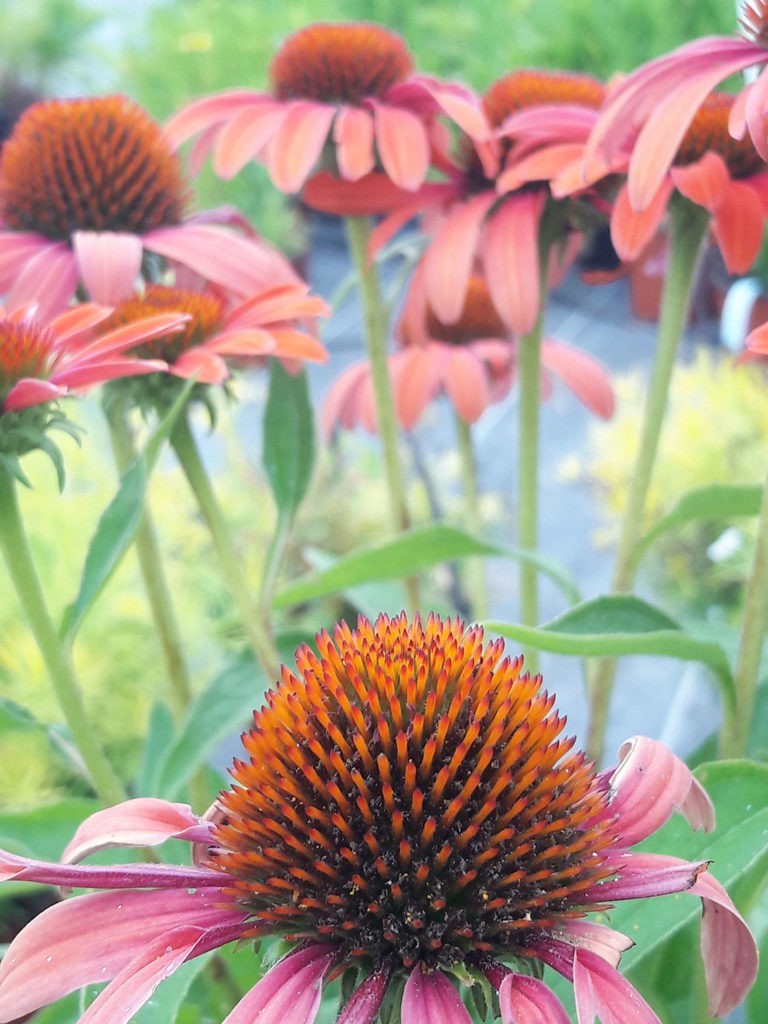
[0,95,300,313]
[585,90,768,271]
[584,2,768,209]
[164,22,489,201]
[105,282,329,388]
[323,272,613,433]
[0,613,755,1024]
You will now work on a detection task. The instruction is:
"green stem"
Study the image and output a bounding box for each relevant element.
[517,310,543,672]
[455,412,486,619]
[105,398,193,719]
[720,457,768,757]
[0,466,126,805]
[345,215,419,611]
[170,409,282,683]
[585,200,711,761]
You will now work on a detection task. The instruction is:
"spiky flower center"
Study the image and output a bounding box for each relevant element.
[0,96,189,241]
[208,614,617,973]
[0,321,51,404]
[739,0,768,47]
[483,70,605,129]
[270,23,413,104]
[674,91,766,177]
[426,277,507,345]
[107,286,224,362]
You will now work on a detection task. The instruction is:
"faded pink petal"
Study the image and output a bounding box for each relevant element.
[402,966,473,1024]
[372,102,430,191]
[443,346,491,423]
[77,926,207,1024]
[552,919,633,968]
[668,151,728,210]
[482,191,545,336]
[709,180,765,274]
[266,327,328,363]
[172,348,229,383]
[573,948,662,1024]
[3,378,63,412]
[213,102,285,179]
[164,89,264,149]
[0,233,56,292]
[610,179,673,263]
[6,245,78,320]
[145,223,300,295]
[606,735,715,844]
[691,870,759,1017]
[73,231,143,303]
[741,63,768,161]
[540,338,614,419]
[266,100,336,193]
[207,326,277,357]
[69,312,189,364]
[499,973,571,1024]
[322,361,377,436]
[424,193,495,324]
[50,357,168,391]
[334,105,376,181]
[62,798,206,864]
[394,346,441,428]
[497,143,588,193]
[221,944,335,1024]
[581,852,706,902]
[0,887,243,1019]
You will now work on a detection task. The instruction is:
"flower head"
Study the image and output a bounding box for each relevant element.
[0,300,184,477]
[0,95,301,313]
[164,22,489,200]
[0,613,756,1024]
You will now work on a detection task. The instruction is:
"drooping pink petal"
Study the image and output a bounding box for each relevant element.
[0,846,224,888]
[709,180,765,274]
[338,963,394,1024]
[224,283,329,324]
[402,966,473,1024]
[497,143,588,193]
[424,193,496,324]
[606,735,715,844]
[443,346,491,423]
[668,151,728,211]
[0,232,57,292]
[691,870,759,1017]
[552,919,633,968]
[266,100,336,193]
[334,105,376,181]
[206,327,277,357]
[741,63,768,161]
[0,887,244,1019]
[2,378,63,412]
[372,102,430,191]
[163,89,264,149]
[77,925,208,1024]
[221,944,335,1024]
[482,191,546,336]
[610,179,673,263]
[266,327,329,362]
[540,339,614,419]
[581,852,707,902]
[172,348,229,383]
[499,972,571,1024]
[393,346,441,429]
[73,231,144,303]
[67,312,189,365]
[46,302,113,345]
[5,245,79,320]
[50,357,168,391]
[322,361,374,436]
[145,223,300,295]
[573,948,662,1024]
[62,798,208,864]
[213,102,285,179]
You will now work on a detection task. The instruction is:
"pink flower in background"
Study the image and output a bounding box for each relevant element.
[323,271,614,433]
[106,282,329,386]
[164,22,490,200]
[0,614,754,1024]
[0,95,300,314]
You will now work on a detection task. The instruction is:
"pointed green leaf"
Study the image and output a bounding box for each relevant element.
[61,381,194,641]
[273,525,580,610]
[263,362,315,523]
[634,483,762,565]
[487,595,735,709]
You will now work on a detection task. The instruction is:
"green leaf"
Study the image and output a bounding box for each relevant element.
[156,651,267,800]
[274,525,581,610]
[131,954,211,1024]
[61,380,194,642]
[487,595,735,710]
[0,797,98,860]
[634,483,763,565]
[136,701,176,796]
[0,696,39,731]
[262,362,315,523]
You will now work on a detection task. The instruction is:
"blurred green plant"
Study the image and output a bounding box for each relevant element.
[0,0,100,93]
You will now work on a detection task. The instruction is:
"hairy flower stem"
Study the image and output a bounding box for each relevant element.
[170,409,282,683]
[455,412,486,618]
[517,310,544,672]
[104,397,193,719]
[0,466,126,806]
[345,215,419,611]
[720,458,768,756]
[585,200,710,761]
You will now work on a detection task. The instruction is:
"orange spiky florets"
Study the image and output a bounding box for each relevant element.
[483,69,605,129]
[207,613,618,971]
[674,91,767,178]
[270,23,413,104]
[0,321,52,402]
[0,96,189,241]
[107,286,224,363]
